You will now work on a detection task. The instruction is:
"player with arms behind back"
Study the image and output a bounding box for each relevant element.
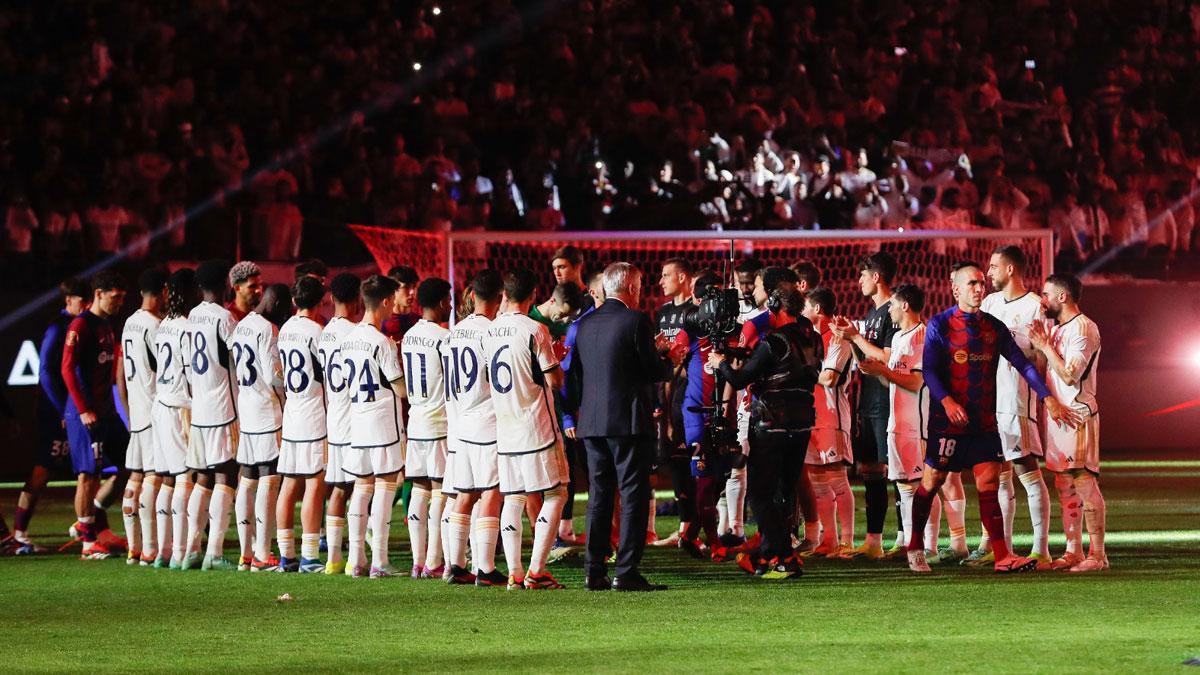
[182,260,241,571]
[276,277,328,573]
[1029,274,1107,572]
[401,278,453,579]
[119,268,168,565]
[444,270,507,586]
[905,262,1080,574]
[482,269,570,590]
[341,275,407,578]
[152,269,199,568]
[225,263,281,572]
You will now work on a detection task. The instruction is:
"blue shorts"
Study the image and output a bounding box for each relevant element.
[34,404,72,472]
[64,403,129,476]
[925,431,1003,473]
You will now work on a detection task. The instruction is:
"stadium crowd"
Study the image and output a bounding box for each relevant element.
[2,0,1200,290]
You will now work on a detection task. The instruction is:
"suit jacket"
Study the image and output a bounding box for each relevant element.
[567,298,670,439]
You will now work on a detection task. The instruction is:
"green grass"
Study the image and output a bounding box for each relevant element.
[3,460,1199,673]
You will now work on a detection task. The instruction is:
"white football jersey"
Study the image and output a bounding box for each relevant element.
[120,308,161,432]
[445,313,496,444]
[278,315,327,442]
[886,324,928,438]
[400,319,449,441]
[1047,313,1101,415]
[342,322,406,448]
[982,291,1045,418]
[227,312,283,434]
[185,301,237,427]
[154,316,191,408]
[481,312,560,455]
[814,328,853,431]
[319,316,357,446]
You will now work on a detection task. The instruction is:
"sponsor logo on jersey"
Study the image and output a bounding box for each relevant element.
[953,349,968,364]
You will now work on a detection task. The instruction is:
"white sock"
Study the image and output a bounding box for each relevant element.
[830,470,854,547]
[1019,469,1052,557]
[944,497,968,554]
[448,511,472,568]
[370,479,397,569]
[185,484,212,556]
[277,528,295,559]
[325,515,346,565]
[255,475,280,561]
[727,467,747,537]
[501,494,527,579]
[138,477,159,559]
[122,480,142,554]
[155,482,174,560]
[407,484,431,568]
[172,478,192,560]
[897,482,915,548]
[1055,473,1083,556]
[425,487,446,570]
[205,484,235,558]
[810,473,836,548]
[925,494,942,552]
[235,476,257,561]
[717,495,729,534]
[469,501,481,572]
[441,496,456,568]
[1073,473,1106,559]
[999,469,1016,550]
[529,487,566,575]
[347,482,374,570]
[301,532,321,561]
[475,515,499,573]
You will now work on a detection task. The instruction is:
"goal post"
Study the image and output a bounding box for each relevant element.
[349,226,1054,318]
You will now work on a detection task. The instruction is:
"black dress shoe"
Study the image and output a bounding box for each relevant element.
[585,575,612,591]
[612,573,667,592]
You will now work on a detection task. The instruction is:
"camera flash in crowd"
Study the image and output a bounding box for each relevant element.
[432,6,442,16]
[412,62,422,72]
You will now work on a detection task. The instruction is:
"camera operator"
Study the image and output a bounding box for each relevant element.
[707,288,822,580]
[667,272,739,560]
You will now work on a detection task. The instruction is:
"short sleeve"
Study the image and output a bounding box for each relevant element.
[823,337,851,372]
[1062,323,1098,377]
[379,337,404,383]
[534,323,559,372]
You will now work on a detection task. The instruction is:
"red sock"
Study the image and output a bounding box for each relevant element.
[978,490,1011,560]
[907,485,935,552]
[14,504,32,531]
[78,521,96,543]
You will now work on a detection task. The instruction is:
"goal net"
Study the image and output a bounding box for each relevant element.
[349,226,1053,318]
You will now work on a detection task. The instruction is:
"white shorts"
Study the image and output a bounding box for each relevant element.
[126,428,154,473]
[805,428,851,466]
[405,438,447,481]
[1045,413,1100,474]
[343,441,405,478]
[453,438,500,493]
[152,404,188,476]
[442,440,460,496]
[279,438,327,477]
[237,430,280,466]
[325,443,351,485]
[187,423,236,470]
[887,434,925,481]
[998,413,1044,461]
[498,441,568,495]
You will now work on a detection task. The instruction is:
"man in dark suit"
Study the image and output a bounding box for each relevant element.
[567,262,672,591]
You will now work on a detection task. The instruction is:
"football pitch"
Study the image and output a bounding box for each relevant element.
[3,458,1198,673]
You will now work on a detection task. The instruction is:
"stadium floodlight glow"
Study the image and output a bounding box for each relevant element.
[1192,349,1200,370]
[432,6,442,15]
[412,61,422,71]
